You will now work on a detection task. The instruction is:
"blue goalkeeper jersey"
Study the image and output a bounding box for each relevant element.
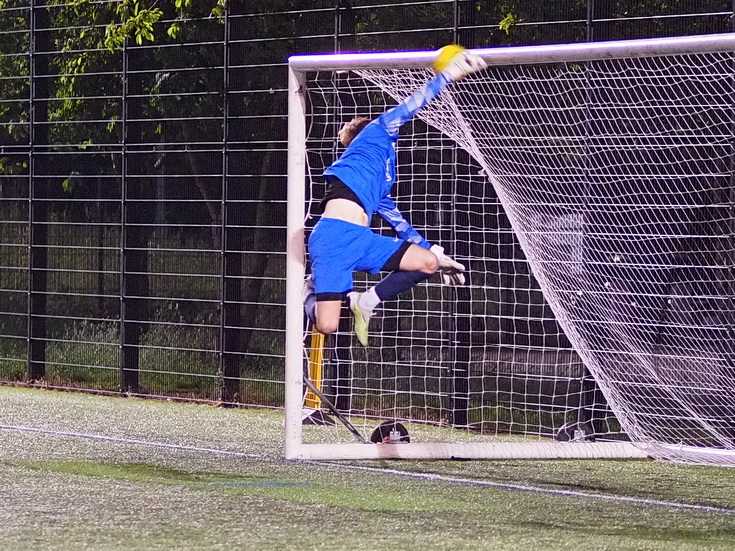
[323,72,452,248]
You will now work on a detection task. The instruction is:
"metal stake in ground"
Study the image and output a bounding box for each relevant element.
[302,376,368,444]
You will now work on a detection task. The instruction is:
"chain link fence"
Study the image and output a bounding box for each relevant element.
[1,1,732,408]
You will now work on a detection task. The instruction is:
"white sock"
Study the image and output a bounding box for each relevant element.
[360,287,381,312]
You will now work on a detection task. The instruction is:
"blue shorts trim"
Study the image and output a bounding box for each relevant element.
[308,217,404,296]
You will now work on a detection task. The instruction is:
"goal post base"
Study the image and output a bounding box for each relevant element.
[286,441,649,461]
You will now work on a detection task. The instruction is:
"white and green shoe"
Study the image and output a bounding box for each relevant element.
[347,291,373,347]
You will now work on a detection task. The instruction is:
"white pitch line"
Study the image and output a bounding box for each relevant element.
[3,424,734,515]
[0,424,261,459]
[315,462,735,516]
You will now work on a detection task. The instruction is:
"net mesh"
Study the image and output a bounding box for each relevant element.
[303,69,623,451]
[335,51,735,466]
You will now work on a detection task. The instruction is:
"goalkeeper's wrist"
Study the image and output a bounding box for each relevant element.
[437,71,454,85]
[441,66,464,82]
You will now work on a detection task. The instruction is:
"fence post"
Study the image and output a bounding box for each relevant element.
[120,42,148,394]
[219,4,242,404]
[587,0,593,41]
[27,0,49,381]
[454,0,477,47]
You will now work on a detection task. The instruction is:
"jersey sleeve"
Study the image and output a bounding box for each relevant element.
[377,196,431,249]
[375,73,452,138]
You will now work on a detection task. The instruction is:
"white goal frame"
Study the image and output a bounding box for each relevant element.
[285,33,735,462]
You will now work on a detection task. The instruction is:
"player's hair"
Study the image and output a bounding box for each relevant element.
[339,117,371,146]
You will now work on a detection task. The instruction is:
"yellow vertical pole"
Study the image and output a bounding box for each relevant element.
[304,329,325,409]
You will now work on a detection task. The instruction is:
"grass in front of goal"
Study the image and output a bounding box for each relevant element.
[1,386,734,551]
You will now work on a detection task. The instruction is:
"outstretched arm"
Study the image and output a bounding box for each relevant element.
[376,73,452,138]
[376,48,487,138]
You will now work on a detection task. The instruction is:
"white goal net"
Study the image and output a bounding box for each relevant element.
[286,34,735,466]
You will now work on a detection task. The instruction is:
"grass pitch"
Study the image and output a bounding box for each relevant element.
[1,386,734,550]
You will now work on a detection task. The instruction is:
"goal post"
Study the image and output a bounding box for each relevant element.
[286,33,735,465]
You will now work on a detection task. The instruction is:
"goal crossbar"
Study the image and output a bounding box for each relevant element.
[289,32,735,71]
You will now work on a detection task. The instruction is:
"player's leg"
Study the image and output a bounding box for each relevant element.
[357,244,436,312]
[342,235,410,346]
[303,276,344,334]
[313,299,342,335]
[364,243,465,306]
[397,243,440,273]
[364,242,438,300]
[306,218,361,335]
[349,242,439,345]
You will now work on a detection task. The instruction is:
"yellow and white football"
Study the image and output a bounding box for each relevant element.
[432,44,466,73]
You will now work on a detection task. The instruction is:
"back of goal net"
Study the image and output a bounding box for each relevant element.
[292,35,735,467]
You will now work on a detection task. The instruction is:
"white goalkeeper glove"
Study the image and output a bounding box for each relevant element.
[442,50,487,81]
[430,244,466,286]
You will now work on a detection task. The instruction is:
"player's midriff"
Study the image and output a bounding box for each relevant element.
[321,198,369,227]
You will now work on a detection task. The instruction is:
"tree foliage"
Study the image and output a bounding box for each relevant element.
[2,0,732,207]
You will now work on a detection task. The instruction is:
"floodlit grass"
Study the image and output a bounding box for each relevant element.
[1,385,735,551]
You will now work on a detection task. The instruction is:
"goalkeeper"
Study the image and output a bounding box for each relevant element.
[305,47,486,346]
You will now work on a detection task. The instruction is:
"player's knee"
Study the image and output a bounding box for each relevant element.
[420,253,439,274]
[315,318,339,335]
[313,300,342,335]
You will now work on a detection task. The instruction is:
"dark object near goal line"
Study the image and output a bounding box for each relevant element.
[370,421,410,443]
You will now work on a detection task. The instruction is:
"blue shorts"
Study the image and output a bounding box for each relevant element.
[308,217,406,299]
